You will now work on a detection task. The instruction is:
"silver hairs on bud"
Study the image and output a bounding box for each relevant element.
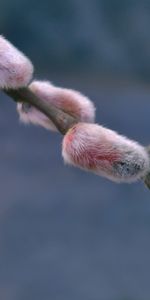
[62,123,150,183]
[17,80,96,131]
[0,35,33,89]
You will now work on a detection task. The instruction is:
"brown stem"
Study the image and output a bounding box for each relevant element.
[4,87,77,135]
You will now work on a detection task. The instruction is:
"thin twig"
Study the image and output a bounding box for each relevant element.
[4,87,78,135]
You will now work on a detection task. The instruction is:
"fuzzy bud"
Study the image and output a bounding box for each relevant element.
[0,35,33,89]
[17,80,95,131]
[62,123,150,183]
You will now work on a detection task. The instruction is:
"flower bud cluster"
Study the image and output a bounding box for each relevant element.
[0,35,149,185]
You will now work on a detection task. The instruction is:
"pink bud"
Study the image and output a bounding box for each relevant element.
[0,36,33,89]
[62,123,149,183]
[17,80,95,130]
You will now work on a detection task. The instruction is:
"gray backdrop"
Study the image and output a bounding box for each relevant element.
[0,1,150,300]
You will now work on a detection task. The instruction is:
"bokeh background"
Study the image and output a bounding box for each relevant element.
[0,1,150,299]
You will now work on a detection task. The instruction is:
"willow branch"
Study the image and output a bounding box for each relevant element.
[4,87,78,135]
[2,87,150,189]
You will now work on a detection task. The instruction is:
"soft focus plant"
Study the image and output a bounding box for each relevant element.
[0,35,150,188]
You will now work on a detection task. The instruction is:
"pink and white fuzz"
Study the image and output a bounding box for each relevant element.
[62,123,150,183]
[17,80,95,131]
[0,35,33,89]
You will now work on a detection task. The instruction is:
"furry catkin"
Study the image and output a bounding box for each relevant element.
[62,123,149,183]
[17,80,95,131]
[0,35,33,89]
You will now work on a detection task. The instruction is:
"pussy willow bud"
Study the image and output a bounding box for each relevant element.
[62,123,149,183]
[17,80,95,131]
[0,35,33,89]
[143,145,150,189]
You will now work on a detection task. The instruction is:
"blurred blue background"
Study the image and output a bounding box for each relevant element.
[0,1,150,299]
